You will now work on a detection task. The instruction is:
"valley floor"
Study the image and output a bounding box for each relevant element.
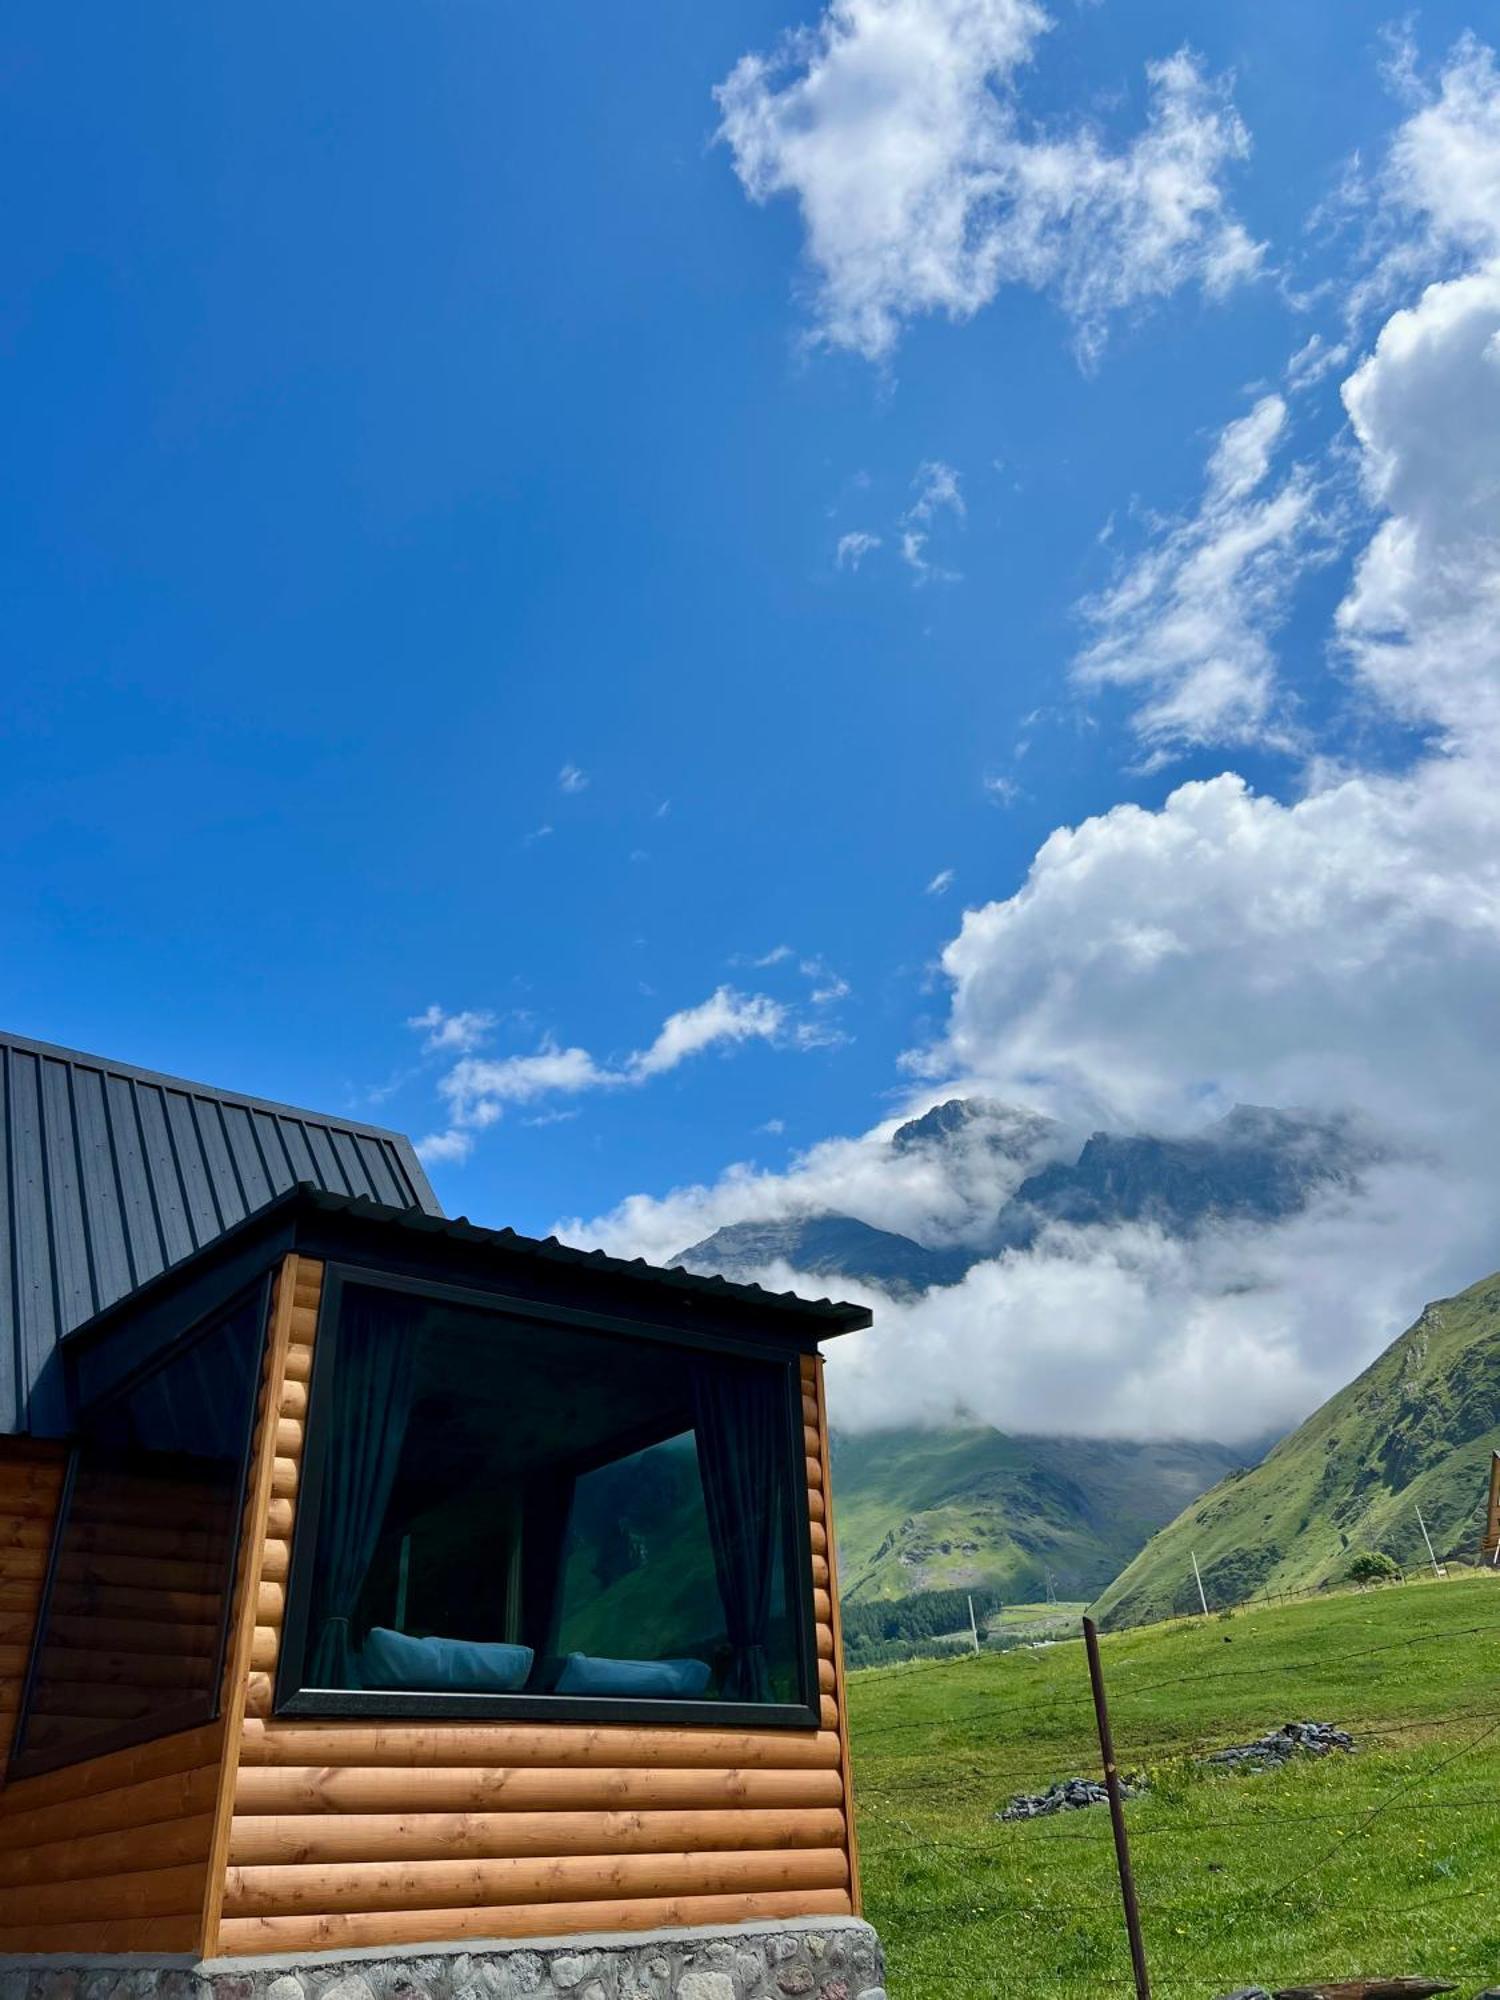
[849,1571,1500,1999]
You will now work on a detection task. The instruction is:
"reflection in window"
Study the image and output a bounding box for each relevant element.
[12,1291,263,1779]
[292,1284,804,1708]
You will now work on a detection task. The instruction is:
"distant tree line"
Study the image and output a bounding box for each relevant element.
[842,1587,1005,1667]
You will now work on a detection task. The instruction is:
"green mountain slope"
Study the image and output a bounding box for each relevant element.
[831,1427,1244,1603]
[1093,1270,1500,1627]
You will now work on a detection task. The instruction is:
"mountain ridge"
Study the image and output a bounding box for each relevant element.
[1091,1268,1500,1627]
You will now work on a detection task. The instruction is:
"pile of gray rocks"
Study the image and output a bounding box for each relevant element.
[1202,1721,1355,1770]
[999,1721,1354,1821]
[998,1775,1141,1821]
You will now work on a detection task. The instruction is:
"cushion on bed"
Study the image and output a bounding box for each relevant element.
[360,1627,534,1692]
[554,1652,711,1698]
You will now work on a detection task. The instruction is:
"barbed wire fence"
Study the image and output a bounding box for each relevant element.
[852,1570,1500,1997]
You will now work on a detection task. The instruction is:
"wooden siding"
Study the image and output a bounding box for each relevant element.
[0,1252,302,1956]
[208,1261,858,1956]
[0,1438,226,1954]
[0,1440,67,1779]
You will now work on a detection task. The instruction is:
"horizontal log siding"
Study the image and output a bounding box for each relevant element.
[0,1445,221,1952]
[0,1717,223,1952]
[0,1252,306,1956]
[0,1440,67,1778]
[208,1274,856,1954]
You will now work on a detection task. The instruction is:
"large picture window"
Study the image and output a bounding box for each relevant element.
[277,1273,816,1724]
[10,1286,265,1780]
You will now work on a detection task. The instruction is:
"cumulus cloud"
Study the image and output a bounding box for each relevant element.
[836,530,882,568]
[565,41,1500,1446]
[406,1005,497,1055]
[1073,394,1330,758]
[415,988,798,1162]
[1337,263,1500,748]
[716,0,1261,361]
[927,867,956,895]
[558,762,589,793]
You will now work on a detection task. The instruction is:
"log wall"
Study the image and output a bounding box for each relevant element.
[0,1439,67,1780]
[0,1249,304,1955]
[0,1255,862,1958]
[208,1260,858,1956]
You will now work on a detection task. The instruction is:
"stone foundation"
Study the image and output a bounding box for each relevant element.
[0,1916,886,2000]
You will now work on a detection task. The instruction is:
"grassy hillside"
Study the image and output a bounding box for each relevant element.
[832,1427,1244,1602]
[1093,1271,1500,1628]
[850,1571,1500,1999]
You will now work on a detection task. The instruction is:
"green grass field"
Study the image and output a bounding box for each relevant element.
[848,1571,1500,1999]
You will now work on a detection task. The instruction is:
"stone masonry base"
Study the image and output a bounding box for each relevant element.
[0,1915,887,2000]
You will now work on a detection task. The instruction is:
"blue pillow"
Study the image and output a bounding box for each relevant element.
[361,1627,534,1693]
[555,1652,711,1699]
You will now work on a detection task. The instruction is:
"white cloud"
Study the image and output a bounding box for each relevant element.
[927,866,956,895]
[564,44,1500,1445]
[631,988,786,1078]
[836,530,882,568]
[406,1005,497,1055]
[1337,262,1500,749]
[906,459,965,522]
[900,528,959,582]
[716,1,1261,362]
[414,1128,475,1166]
[1386,35,1500,260]
[1285,331,1349,393]
[1073,393,1328,758]
[558,762,589,793]
[417,987,796,1160]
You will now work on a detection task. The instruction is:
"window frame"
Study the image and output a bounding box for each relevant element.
[9,1275,271,1782]
[275,1263,823,1730]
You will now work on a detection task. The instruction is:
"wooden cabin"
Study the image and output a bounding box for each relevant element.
[0,1033,872,1964]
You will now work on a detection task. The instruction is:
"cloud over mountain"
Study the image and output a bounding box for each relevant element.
[566,39,1500,1448]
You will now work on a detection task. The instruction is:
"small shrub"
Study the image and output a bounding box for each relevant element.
[1342,1548,1401,1585]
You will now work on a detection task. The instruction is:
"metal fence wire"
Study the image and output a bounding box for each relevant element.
[852,1572,1500,1998]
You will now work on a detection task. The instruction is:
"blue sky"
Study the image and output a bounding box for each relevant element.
[7,2,1500,1437]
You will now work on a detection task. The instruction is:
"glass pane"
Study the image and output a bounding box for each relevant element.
[298,1284,803,1706]
[13,1291,263,1775]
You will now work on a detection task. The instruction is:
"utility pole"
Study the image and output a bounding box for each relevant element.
[1415,1505,1446,1578]
[967,1594,981,1654]
[1046,1568,1058,1607]
[1190,1548,1209,1616]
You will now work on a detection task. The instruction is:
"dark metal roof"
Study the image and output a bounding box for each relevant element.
[1,1031,441,1434]
[64,1184,875,1364]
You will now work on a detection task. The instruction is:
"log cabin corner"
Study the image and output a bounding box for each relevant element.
[0,1032,885,2000]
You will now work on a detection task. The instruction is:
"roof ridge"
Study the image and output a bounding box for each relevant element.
[0,1028,419,1146]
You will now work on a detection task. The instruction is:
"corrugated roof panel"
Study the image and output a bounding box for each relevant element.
[328,1127,375,1202]
[9,1052,57,1410]
[72,1065,133,1309]
[250,1110,297,1200]
[221,1101,274,1215]
[277,1118,320,1188]
[300,1121,348,1196]
[135,1084,196,1268]
[164,1090,224,1244]
[103,1071,162,1287]
[0,1030,442,1434]
[39,1058,93,1333]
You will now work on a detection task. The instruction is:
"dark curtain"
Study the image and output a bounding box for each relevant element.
[309,1287,420,1687]
[692,1362,784,1702]
[520,1468,577,1662]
